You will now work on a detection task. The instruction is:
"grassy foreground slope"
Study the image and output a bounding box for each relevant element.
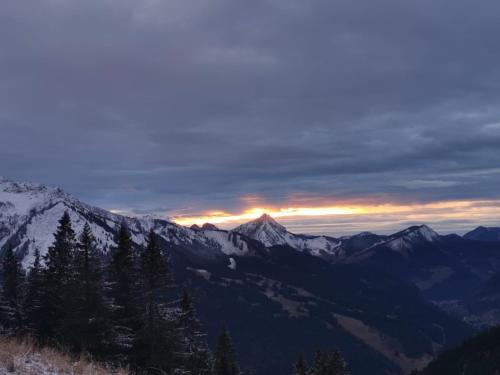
[0,338,128,375]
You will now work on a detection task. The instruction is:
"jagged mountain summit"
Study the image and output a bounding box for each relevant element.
[233,213,342,257]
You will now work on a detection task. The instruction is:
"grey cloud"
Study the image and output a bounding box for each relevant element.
[1,0,500,225]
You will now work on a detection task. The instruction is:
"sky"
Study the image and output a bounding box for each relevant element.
[1,0,500,235]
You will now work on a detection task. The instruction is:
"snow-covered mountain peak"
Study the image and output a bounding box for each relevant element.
[0,179,74,217]
[233,214,288,247]
[255,213,277,223]
[384,225,440,254]
[401,225,440,242]
[233,215,342,257]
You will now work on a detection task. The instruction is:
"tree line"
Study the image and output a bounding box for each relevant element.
[292,351,348,375]
[0,211,349,375]
[0,211,239,375]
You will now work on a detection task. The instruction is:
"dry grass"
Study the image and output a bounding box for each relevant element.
[0,337,129,375]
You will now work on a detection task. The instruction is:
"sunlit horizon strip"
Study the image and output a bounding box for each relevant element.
[171,199,500,228]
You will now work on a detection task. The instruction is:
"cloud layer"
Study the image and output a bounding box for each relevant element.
[1,0,500,234]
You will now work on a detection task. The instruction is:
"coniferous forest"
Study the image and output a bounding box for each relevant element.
[0,211,349,375]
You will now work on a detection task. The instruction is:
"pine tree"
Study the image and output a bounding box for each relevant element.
[141,230,172,311]
[133,230,177,373]
[108,223,141,355]
[1,245,26,333]
[308,349,348,375]
[308,351,324,375]
[39,211,77,341]
[329,349,348,375]
[177,289,213,374]
[0,286,11,334]
[293,354,307,375]
[24,249,44,337]
[214,327,239,375]
[70,223,111,354]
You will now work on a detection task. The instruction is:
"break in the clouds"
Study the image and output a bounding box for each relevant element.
[1,0,500,234]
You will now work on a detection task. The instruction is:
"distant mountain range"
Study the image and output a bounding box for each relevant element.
[464,226,500,242]
[1,178,500,375]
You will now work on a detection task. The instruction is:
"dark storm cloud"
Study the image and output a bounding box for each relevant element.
[1,0,500,217]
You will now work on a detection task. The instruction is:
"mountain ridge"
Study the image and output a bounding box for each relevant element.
[0,178,493,374]
[0,178,265,267]
[464,226,500,242]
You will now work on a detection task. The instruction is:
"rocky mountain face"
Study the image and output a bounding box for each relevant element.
[1,178,500,374]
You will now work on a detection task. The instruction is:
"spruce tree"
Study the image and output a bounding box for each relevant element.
[214,327,239,375]
[308,349,348,375]
[134,230,177,372]
[1,245,25,333]
[71,223,111,354]
[24,249,44,337]
[108,223,140,354]
[39,211,77,341]
[293,354,307,375]
[308,351,324,375]
[0,286,11,334]
[177,289,213,374]
[141,230,171,310]
[329,349,348,375]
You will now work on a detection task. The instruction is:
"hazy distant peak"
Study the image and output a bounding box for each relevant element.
[464,226,500,242]
[201,222,219,230]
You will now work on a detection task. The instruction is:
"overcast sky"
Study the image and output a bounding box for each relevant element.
[1,0,500,235]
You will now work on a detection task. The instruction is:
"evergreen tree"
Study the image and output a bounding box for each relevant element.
[70,223,111,354]
[140,230,172,311]
[0,286,12,334]
[108,223,141,354]
[177,289,213,374]
[24,249,44,336]
[308,349,348,375]
[39,211,77,341]
[213,327,239,375]
[329,349,348,375]
[134,230,177,373]
[292,354,307,375]
[1,245,25,332]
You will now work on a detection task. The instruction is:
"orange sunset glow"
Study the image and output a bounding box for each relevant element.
[172,199,500,232]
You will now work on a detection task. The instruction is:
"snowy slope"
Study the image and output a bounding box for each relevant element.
[385,225,440,254]
[0,178,260,268]
[233,214,342,257]
[344,225,442,261]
